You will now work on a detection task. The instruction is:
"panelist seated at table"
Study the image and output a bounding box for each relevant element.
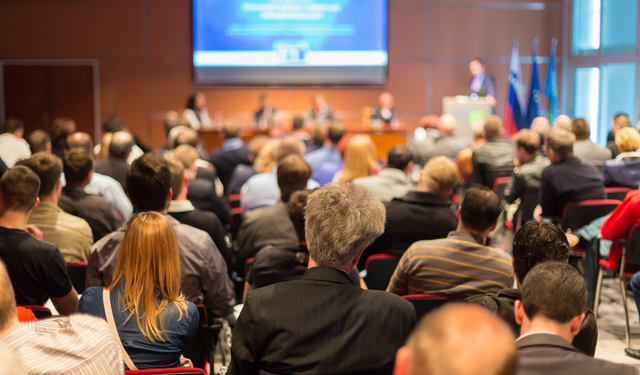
[183,92,211,130]
[309,93,335,124]
[469,57,496,107]
[254,94,277,128]
[371,92,399,124]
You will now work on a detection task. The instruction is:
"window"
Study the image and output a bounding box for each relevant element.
[600,63,636,143]
[573,0,601,54]
[574,67,600,142]
[602,0,637,54]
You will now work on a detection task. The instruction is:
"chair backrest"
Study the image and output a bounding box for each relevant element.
[402,294,466,321]
[516,189,539,229]
[624,225,640,265]
[229,207,243,240]
[66,262,87,294]
[18,306,52,320]
[606,187,633,201]
[245,257,255,278]
[560,200,621,232]
[125,369,206,375]
[181,303,221,372]
[364,254,401,291]
[493,177,511,201]
[228,194,241,209]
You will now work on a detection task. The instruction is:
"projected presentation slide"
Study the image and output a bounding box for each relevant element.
[193,0,388,85]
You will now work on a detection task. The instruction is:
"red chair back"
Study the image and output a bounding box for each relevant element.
[402,294,466,321]
[18,306,52,320]
[605,187,633,201]
[125,369,206,375]
[66,262,87,294]
[227,194,241,209]
[492,177,511,201]
[245,257,255,278]
[364,254,401,291]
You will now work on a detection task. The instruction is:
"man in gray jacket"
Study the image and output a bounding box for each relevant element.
[572,118,611,173]
[354,145,414,202]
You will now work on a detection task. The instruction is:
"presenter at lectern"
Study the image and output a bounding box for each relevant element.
[469,58,497,107]
[371,92,398,125]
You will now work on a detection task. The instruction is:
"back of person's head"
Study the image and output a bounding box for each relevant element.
[571,118,591,139]
[399,304,517,375]
[103,117,127,133]
[419,115,440,130]
[470,119,485,139]
[277,155,312,202]
[387,145,413,171]
[292,116,305,131]
[126,153,171,212]
[338,135,377,182]
[164,111,184,136]
[22,153,62,197]
[306,182,385,267]
[419,156,458,195]
[483,116,503,139]
[289,189,314,243]
[66,132,93,153]
[50,118,76,149]
[513,129,540,155]
[327,122,346,145]
[223,121,240,139]
[459,185,502,232]
[254,139,280,173]
[531,117,551,136]
[310,125,325,147]
[1,118,23,135]
[614,113,631,130]
[109,212,187,342]
[64,149,93,185]
[0,261,17,332]
[165,156,185,198]
[554,115,573,132]
[546,130,575,161]
[0,166,40,213]
[248,135,269,158]
[173,144,198,170]
[512,221,570,284]
[275,136,306,163]
[109,131,134,159]
[437,114,457,136]
[96,133,113,160]
[27,130,51,154]
[521,262,587,323]
[615,127,640,152]
[174,128,199,148]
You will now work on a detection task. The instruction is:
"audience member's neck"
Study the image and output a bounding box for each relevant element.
[323,140,336,148]
[457,223,489,244]
[0,210,30,230]
[39,193,59,206]
[308,257,353,273]
[67,181,88,189]
[576,135,589,141]
[175,188,188,201]
[520,316,575,343]
[416,185,443,196]
[0,318,20,338]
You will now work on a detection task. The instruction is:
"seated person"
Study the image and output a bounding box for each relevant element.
[59,148,122,242]
[254,94,277,127]
[353,145,414,202]
[235,155,312,276]
[0,260,121,374]
[572,118,612,173]
[466,221,598,356]
[0,166,78,314]
[211,122,251,188]
[603,127,640,189]
[309,93,334,124]
[94,131,133,191]
[537,130,606,220]
[226,136,269,196]
[24,152,93,262]
[230,182,415,375]
[361,156,458,268]
[393,304,517,375]
[0,118,31,168]
[27,130,51,154]
[469,116,515,189]
[424,114,472,161]
[79,212,198,370]
[387,185,513,296]
[304,122,345,171]
[371,92,399,124]
[606,113,632,158]
[515,262,636,375]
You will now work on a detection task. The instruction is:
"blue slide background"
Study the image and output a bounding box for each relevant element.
[193,0,387,53]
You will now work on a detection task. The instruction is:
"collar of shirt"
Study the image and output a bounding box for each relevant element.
[516,331,560,341]
[616,151,640,160]
[223,138,244,151]
[446,230,486,245]
[168,200,196,213]
[377,168,410,183]
[36,201,64,213]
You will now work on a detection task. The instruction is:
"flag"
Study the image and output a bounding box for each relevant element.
[544,38,559,124]
[504,40,527,137]
[526,39,542,127]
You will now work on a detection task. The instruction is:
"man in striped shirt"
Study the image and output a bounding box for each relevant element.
[0,118,31,168]
[387,185,513,296]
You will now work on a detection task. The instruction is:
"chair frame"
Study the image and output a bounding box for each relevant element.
[605,187,633,201]
[364,254,401,291]
[18,305,52,319]
[125,369,207,375]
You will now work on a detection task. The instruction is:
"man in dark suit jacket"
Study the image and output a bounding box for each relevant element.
[469,58,496,106]
[230,182,416,375]
[210,122,251,188]
[515,262,637,375]
[469,116,515,190]
[94,131,133,192]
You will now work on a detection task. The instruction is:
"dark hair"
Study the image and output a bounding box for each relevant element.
[186,94,197,111]
[103,117,127,133]
[571,118,591,139]
[328,123,345,145]
[109,132,134,158]
[64,149,93,185]
[288,190,314,242]
[66,132,93,153]
[387,145,413,170]
[484,116,503,139]
[126,153,172,212]
[513,129,540,155]
[460,185,502,232]
[470,57,485,65]
[512,221,569,284]
[521,262,587,323]
[22,153,62,196]
[292,116,305,131]
[2,118,23,134]
[28,130,51,154]
[0,166,40,212]
[614,112,629,121]
[277,155,312,202]
[51,118,76,149]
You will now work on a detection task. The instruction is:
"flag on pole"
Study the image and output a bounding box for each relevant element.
[526,38,542,127]
[544,38,559,124]
[504,39,527,136]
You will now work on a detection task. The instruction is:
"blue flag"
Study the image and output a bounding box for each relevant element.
[526,40,541,127]
[544,39,558,124]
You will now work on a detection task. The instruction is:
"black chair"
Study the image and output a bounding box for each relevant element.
[492,177,511,201]
[515,189,539,230]
[229,207,243,240]
[19,306,52,320]
[66,262,87,294]
[606,187,633,201]
[364,254,401,291]
[227,194,242,209]
[402,294,466,321]
[182,303,222,372]
[125,368,207,374]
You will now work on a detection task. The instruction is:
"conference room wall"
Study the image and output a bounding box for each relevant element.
[0,0,563,149]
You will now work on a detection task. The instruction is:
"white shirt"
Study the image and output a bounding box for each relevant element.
[0,133,31,167]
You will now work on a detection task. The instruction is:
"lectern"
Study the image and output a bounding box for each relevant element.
[442,96,494,141]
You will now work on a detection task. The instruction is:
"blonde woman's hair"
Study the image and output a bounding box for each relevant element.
[336,135,377,182]
[615,127,640,153]
[108,212,188,343]
[97,132,113,160]
[254,139,281,174]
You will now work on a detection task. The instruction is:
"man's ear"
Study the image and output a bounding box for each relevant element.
[183,175,190,188]
[85,170,94,185]
[167,188,173,203]
[570,313,586,337]
[393,346,410,375]
[55,178,62,192]
[489,221,498,233]
[457,207,461,219]
[32,197,40,213]
[352,248,366,267]
[514,300,524,325]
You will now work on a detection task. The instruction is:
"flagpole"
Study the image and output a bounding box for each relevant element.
[551,38,558,56]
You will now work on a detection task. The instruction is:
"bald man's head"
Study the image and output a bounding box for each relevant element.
[108,131,134,159]
[554,115,572,132]
[67,132,94,153]
[396,304,517,375]
[438,114,457,136]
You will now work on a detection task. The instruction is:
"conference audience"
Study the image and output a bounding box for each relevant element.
[87,152,235,318]
[466,221,598,357]
[353,145,414,202]
[0,166,78,314]
[413,115,440,166]
[554,114,573,132]
[183,92,211,129]
[306,124,325,154]
[602,127,640,188]
[174,126,211,162]
[24,152,93,262]
[426,114,472,161]
[27,129,51,154]
[387,185,512,296]
[95,130,134,191]
[59,148,122,241]
[94,117,145,163]
[0,261,122,374]
[372,92,399,124]
[469,116,515,190]
[334,134,379,182]
[531,116,551,150]
[230,182,416,375]
[515,262,636,375]
[607,113,632,158]
[393,304,516,375]
[235,154,312,276]
[309,93,335,123]
[362,156,458,267]
[572,118,612,172]
[537,130,606,220]
[290,116,310,142]
[210,122,251,187]
[304,122,345,171]
[0,118,30,167]
[456,118,486,184]
[50,117,76,160]
[226,135,269,196]
[79,212,199,370]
